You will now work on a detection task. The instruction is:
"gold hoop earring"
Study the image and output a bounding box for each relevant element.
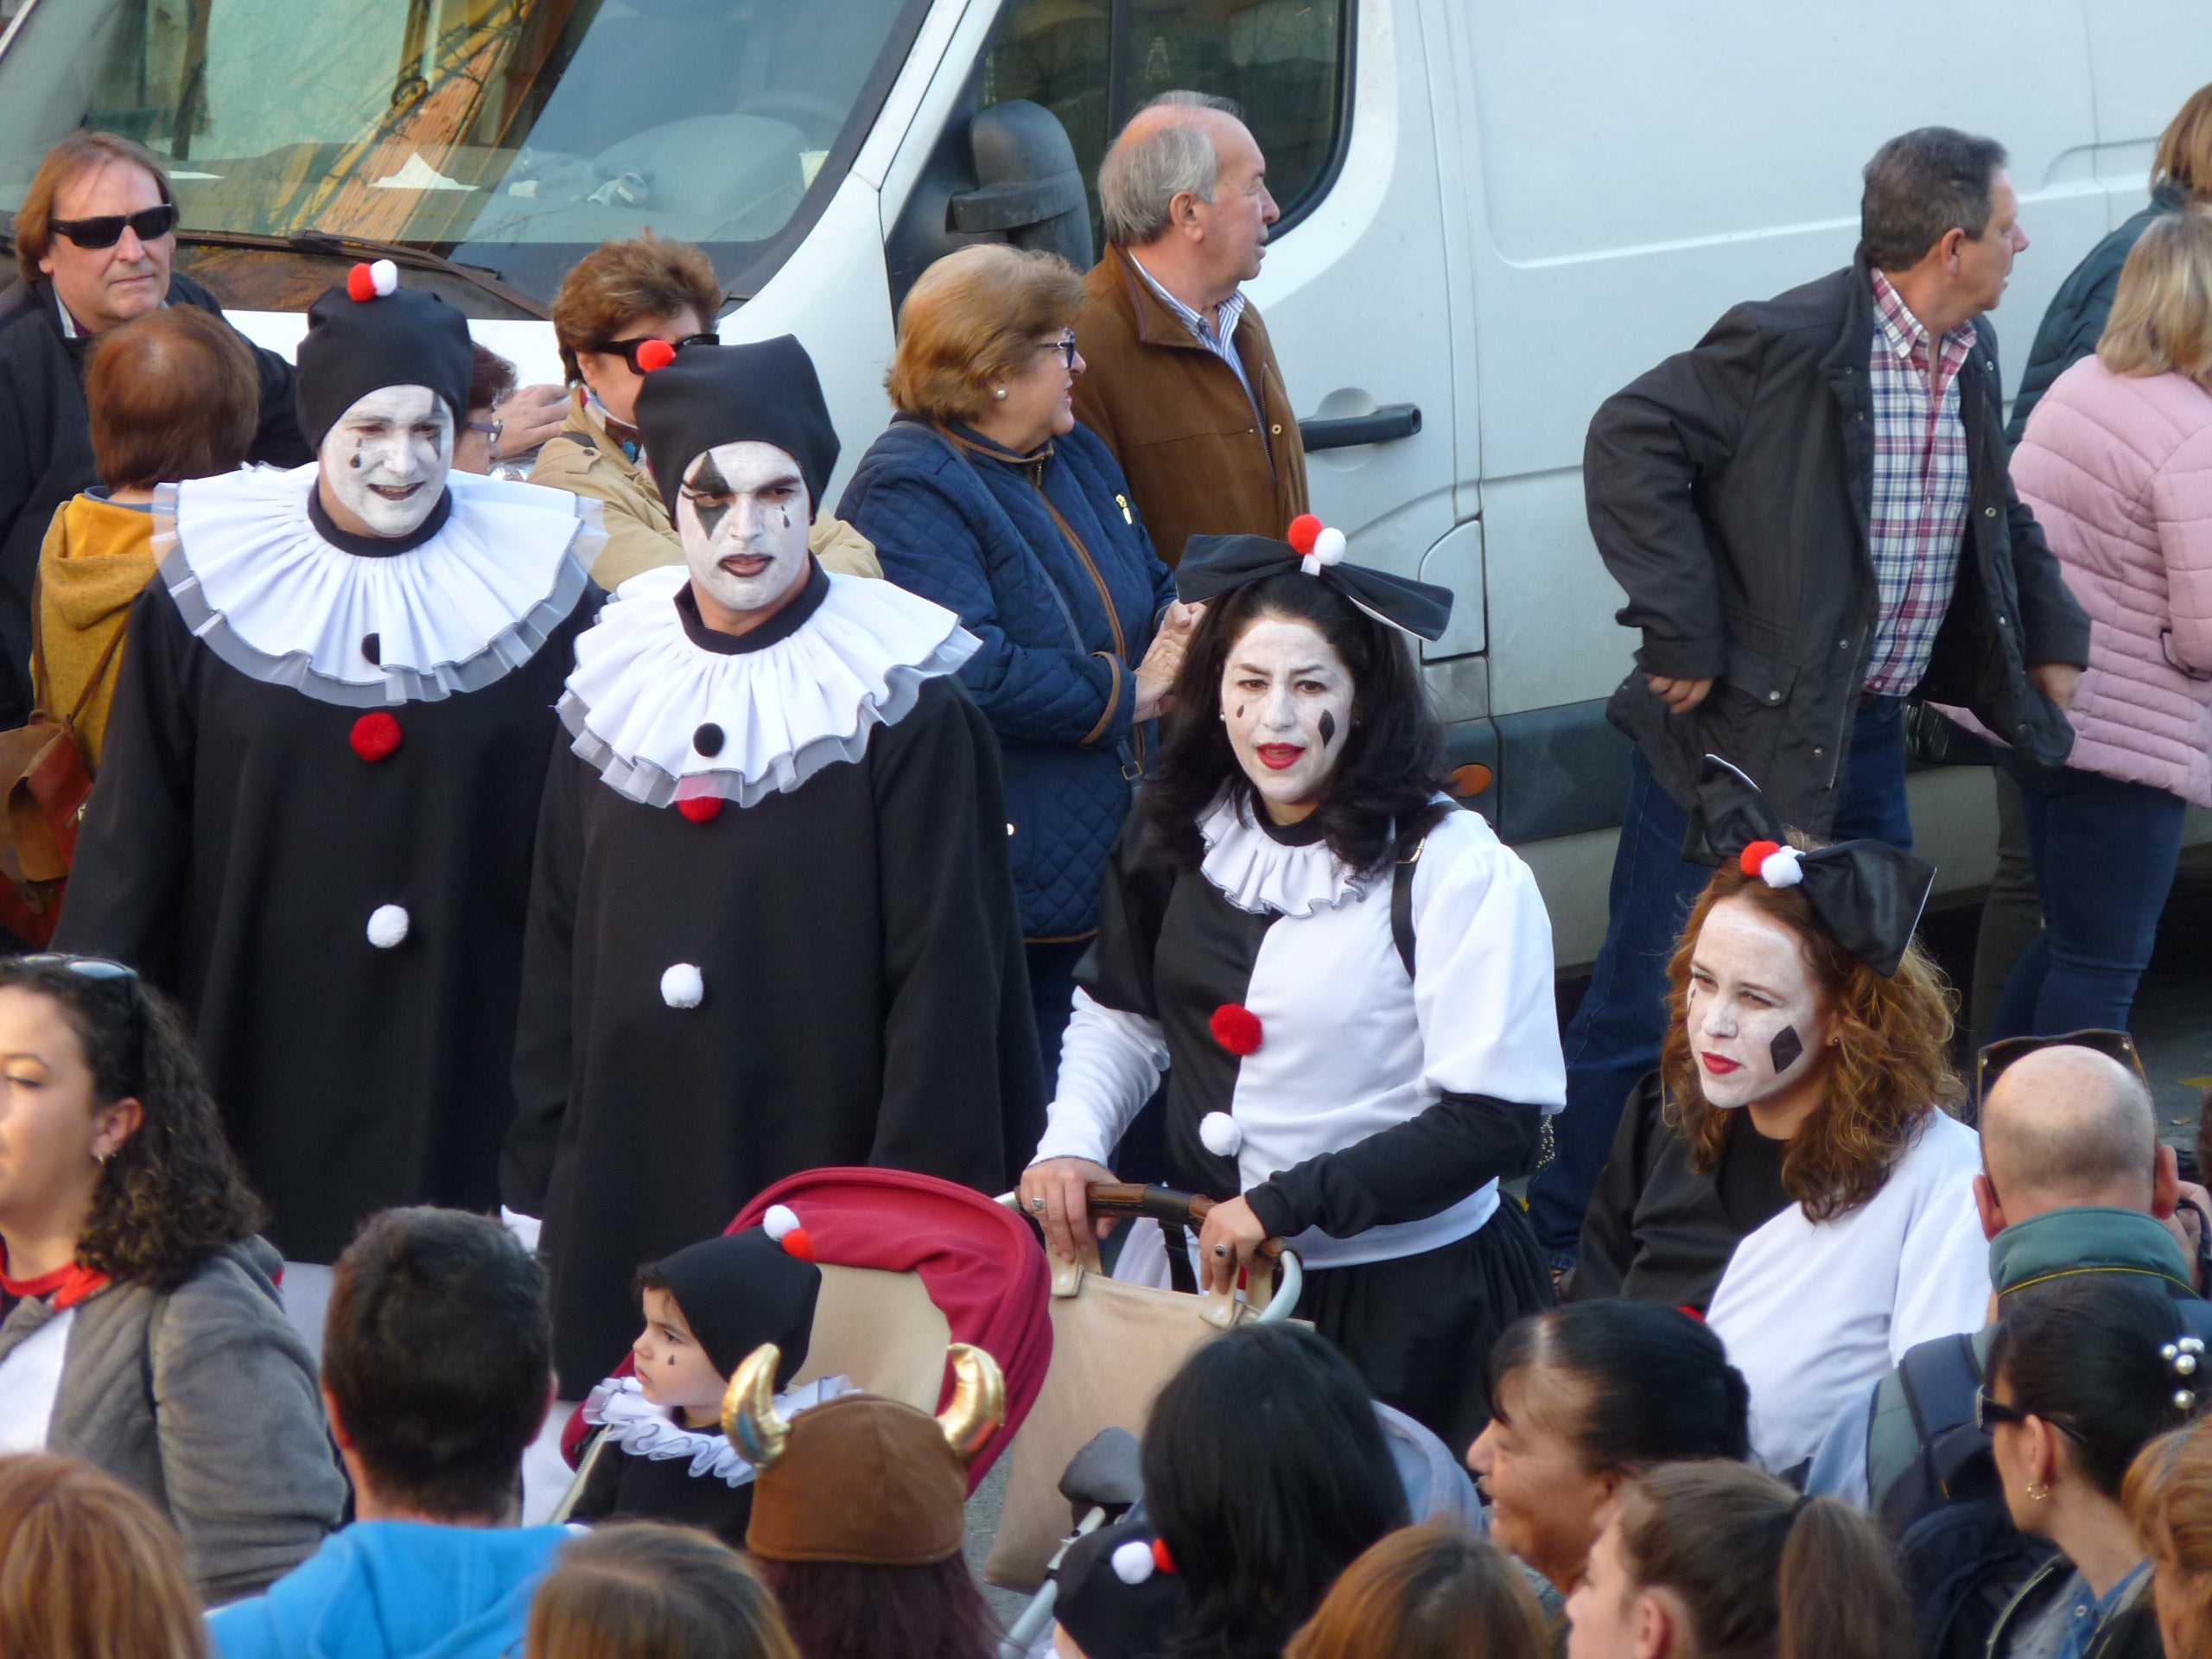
[2026,1481,2050,1503]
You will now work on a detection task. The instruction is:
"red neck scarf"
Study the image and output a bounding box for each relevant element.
[0,1244,110,1311]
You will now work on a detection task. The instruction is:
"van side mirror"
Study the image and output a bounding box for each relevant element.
[949,100,1093,271]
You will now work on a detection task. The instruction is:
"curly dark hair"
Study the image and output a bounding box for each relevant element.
[1142,572,1445,877]
[1658,854,1962,1222]
[0,957,262,1291]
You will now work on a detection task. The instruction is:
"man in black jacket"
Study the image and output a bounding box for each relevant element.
[0,130,308,727]
[1531,128,2093,1265]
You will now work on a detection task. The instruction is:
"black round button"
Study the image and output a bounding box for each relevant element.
[361,632,382,665]
[693,722,726,758]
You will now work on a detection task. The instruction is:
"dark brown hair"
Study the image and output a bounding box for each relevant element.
[887,245,1085,426]
[12,130,174,288]
[0,1452,206,1659]
[1660,855,1961,1222]
[753,1556,999,1659]
[527,1524,800,1659]
[1285,1521,1548,1659]
[2126,1418,2212,1658]
[0,957,261,1291]
[2155,83,2212,200]
[83,306,259,490]
[468,342,518,418]
[550,233,721,384]
[1614,1462,1911,1659]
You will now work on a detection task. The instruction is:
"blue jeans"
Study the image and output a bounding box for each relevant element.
[1527,698,1915,1259]
[1992,766,2186,1038]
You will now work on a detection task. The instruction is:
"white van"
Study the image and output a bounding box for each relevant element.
[4,0,2205,963]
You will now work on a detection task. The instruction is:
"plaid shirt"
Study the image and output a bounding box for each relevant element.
[1126,251,1259,416]
[1861,270,1975,694]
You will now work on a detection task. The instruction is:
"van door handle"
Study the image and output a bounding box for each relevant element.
[1299,404,1421,451]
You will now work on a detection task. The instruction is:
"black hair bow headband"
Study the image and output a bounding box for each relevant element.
[1693,755,1936,977]
[1174,516,1454,642]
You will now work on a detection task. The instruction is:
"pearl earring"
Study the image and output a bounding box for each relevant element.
[992,387,1007,400]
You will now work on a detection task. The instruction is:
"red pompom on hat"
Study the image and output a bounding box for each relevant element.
[635,337,677,373]
[1285,513,1323,556]
[1210,1002,1262,1056]
[1151,1536,1175,1574]
[349,712,403,763]
[345,259,399,303]
[677,796,723,823]
[1738,839,1783,879]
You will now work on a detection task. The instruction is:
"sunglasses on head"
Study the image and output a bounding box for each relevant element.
[15,954,139,984]
[50,203,178,251]
[1974,1028,2145,1116]
[592,332,718,373]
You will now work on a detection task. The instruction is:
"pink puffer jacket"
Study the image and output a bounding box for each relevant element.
[2010,355,2212,806]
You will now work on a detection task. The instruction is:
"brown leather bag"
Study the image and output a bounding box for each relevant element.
[0,582,124,945]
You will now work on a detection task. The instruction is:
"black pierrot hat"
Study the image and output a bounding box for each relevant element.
[648,1227,821,1388]
[633,333,840,520]
[1053,1519,1185,1659]
[296,262,475,451]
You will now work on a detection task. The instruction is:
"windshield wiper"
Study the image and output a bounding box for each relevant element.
[171,227,550,318]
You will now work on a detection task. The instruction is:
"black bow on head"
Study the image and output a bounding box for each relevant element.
[1692,756,1936,977]
[1174,521,1453,642]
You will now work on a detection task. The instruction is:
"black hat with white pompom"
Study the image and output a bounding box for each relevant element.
[296,261,475,450]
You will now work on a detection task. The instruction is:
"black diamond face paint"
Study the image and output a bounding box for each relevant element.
[685,451,732,541]
[1319,709,1338,747]
[1769,1024,1804,1076]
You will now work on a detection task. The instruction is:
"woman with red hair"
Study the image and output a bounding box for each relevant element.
[1569,757,1988,1476]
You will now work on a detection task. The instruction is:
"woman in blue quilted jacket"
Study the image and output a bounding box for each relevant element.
[842,245,1193,1086]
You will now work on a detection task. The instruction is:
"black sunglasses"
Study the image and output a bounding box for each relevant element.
[49,203,178,250]
[591,332,718,373]
[1974,1385,2082,1440]
[15,953,139,984]
[1975,1028,2144,1116]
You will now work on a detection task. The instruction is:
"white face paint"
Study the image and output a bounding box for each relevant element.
[319,385,453,538]
[1219,616,1355,810]
[1683,895,1830,1109]
[676,441,811,616]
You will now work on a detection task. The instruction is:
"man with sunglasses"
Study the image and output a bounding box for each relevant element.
[0,131,311,728]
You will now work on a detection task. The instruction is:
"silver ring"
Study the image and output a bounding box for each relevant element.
[1028,1197,1046,1212]
[1213,1243,1230,1258]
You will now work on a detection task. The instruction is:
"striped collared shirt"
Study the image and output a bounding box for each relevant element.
[1126,251,1257,415]
[1861,270,1974,695]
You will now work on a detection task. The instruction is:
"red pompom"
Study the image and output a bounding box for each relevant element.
[780,1227,817,1262]
[1738,839,1783,878]
[1151,1537,1175,1574]
[346,264,378,303]
[677,796,723,823]
[1285,513,1323,556]
[1209,1002,1263,1056]
[349,712,403,762]
[635,337,677,373]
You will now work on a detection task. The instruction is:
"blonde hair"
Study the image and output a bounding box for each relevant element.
[2154,83,2212,200]
[0,1453,206,1659]
[2098,204,2212,390]
[886,245,1084,425]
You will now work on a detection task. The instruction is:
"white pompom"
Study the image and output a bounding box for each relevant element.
[1198,1111,1243,1158]
[1758,846,1806,889]
[369,258,400,296]
[660,963,704,1008]
[366,904,410,949]
[1312,526,1346,566]
[762,1204,801,1243]
[1110,1538,1156,1585]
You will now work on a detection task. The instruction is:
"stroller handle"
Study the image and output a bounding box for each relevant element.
[1080,1181,1287,1262]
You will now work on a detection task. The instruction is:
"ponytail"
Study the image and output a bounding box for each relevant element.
[1617,1465,1910,1659]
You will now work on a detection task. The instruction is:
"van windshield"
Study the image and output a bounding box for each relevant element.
[0,0,924,306]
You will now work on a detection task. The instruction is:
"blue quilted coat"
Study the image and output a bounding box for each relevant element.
[841,416,1175,939]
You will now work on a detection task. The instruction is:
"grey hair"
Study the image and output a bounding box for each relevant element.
[1099,91,1245,247]
[1860,126,2009,270]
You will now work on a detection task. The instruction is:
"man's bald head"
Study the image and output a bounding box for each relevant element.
[1980,1045,2160,1219]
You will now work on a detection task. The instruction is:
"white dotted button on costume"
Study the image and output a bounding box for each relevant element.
[366,904,410,949]
[661,963,704,1008]
[1198,1111,1243,1158]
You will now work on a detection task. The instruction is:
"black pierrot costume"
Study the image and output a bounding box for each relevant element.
[504,338,1043,1395]
[1031,525,1566,1449]
[53,267,603,1262]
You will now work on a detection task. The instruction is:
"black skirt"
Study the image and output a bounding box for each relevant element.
[1290,1198,1554,1455]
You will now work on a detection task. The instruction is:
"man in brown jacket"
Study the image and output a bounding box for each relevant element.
[1071,92,1307,568]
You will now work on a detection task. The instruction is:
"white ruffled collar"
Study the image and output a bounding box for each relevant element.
[1198,795,1369,917]
[156,464,600,707]
[581,1372,854,1486]
[559,563,978,808]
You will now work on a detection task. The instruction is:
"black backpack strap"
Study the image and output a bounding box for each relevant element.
[1389,799,1467,980]
[1879,1333,1986,1535]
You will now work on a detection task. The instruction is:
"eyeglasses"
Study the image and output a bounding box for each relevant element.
[591,332,718,373]
[15,954,138,984]
[49,204,178,250]
[1974,1386,2082,1440]
[466,416,503,452]
[1974,1028,2145,1116]
[1039,332,1077,370]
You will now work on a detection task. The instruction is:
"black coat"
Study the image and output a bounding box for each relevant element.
[2005,184,2185,447]
[1585,252,2093,835]
[0,274,308,724]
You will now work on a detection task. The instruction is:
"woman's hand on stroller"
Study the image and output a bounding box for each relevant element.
[1019,1157,1118,1262]
[1197,1195,1268,1294]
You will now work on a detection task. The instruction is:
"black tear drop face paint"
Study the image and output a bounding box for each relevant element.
[685,451,732,541]
[1768,1025,1804,1076]
[1318,709,1338,748]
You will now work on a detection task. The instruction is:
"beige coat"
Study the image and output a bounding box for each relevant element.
[530,397,880,587]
